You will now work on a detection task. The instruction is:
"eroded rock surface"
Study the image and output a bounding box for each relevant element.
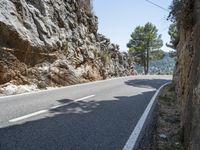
[0,0,132,90]
[174,0,200,149]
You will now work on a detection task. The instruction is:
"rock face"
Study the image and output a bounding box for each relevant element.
[174,0,200,149]
[0,0,132,88]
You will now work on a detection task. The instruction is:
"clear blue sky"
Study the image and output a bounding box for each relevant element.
[93,0,173,52]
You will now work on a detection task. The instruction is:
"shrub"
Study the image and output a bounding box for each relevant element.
[100,51,110,66]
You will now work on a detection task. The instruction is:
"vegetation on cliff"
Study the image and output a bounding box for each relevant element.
[166,23,179,50]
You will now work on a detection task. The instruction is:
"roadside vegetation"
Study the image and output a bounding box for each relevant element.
[127,1,181,75]
[127,22,163,75]
[100,51,111,66]
[127,22,176,75]
[166,23,179,50]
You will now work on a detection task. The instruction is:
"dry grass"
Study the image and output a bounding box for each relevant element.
[153,84,184,150]
[78,0,93,15]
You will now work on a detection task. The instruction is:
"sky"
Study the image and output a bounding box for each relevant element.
[93,0,174,52]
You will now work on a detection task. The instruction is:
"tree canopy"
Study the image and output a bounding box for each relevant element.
[127,22,163,74]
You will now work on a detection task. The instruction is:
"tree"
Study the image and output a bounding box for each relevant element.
[127,22,163,74]
[166,23,179,50]
[150,50,165,60]
[168,0,182,23]
[166,0,181,53]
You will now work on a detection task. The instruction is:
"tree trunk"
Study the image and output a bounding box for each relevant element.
[143,53,147,75]
[143,48,149,75]
[146,40,150,75]
[147,48,149,74]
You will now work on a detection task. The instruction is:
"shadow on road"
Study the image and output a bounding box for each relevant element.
[125,78,171,89]
[0,89,158,150]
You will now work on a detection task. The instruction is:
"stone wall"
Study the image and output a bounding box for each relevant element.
[0,0,132,88]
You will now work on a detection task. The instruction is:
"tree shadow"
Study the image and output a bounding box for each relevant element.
[125,78,171,89]
[0,90,156,150]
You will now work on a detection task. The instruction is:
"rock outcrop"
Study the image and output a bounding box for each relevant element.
[174,0,200,149]
[0,0,132,89]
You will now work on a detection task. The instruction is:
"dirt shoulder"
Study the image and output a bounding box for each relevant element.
[152,83,183,150]
[138,83,184,150]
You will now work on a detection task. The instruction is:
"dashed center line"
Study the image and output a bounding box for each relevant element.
[9,95,95,123]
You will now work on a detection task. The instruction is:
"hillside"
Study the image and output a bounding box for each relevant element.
[135,52,176,75]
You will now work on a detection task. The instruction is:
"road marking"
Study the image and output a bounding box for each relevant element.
[9,110,48,123]
[0,76,172,100]
[9,95,95,123]
[122,82,171,150]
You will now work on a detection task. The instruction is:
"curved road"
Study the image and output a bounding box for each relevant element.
[0,75,171,150]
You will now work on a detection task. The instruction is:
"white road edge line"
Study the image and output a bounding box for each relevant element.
[122,82,171,150]
[9,95,95,123]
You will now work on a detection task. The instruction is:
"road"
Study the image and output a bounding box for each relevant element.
[0,75,171,150]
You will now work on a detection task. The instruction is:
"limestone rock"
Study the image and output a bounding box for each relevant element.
[0,0,133,89]
[174,0,200,149]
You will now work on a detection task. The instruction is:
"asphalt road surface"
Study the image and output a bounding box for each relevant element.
[0,75,171,150]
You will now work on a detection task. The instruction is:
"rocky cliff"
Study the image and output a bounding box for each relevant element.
[174,0,200,149]
[0,0,132,91]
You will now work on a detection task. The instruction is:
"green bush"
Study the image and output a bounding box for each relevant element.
[101,51,110,66]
